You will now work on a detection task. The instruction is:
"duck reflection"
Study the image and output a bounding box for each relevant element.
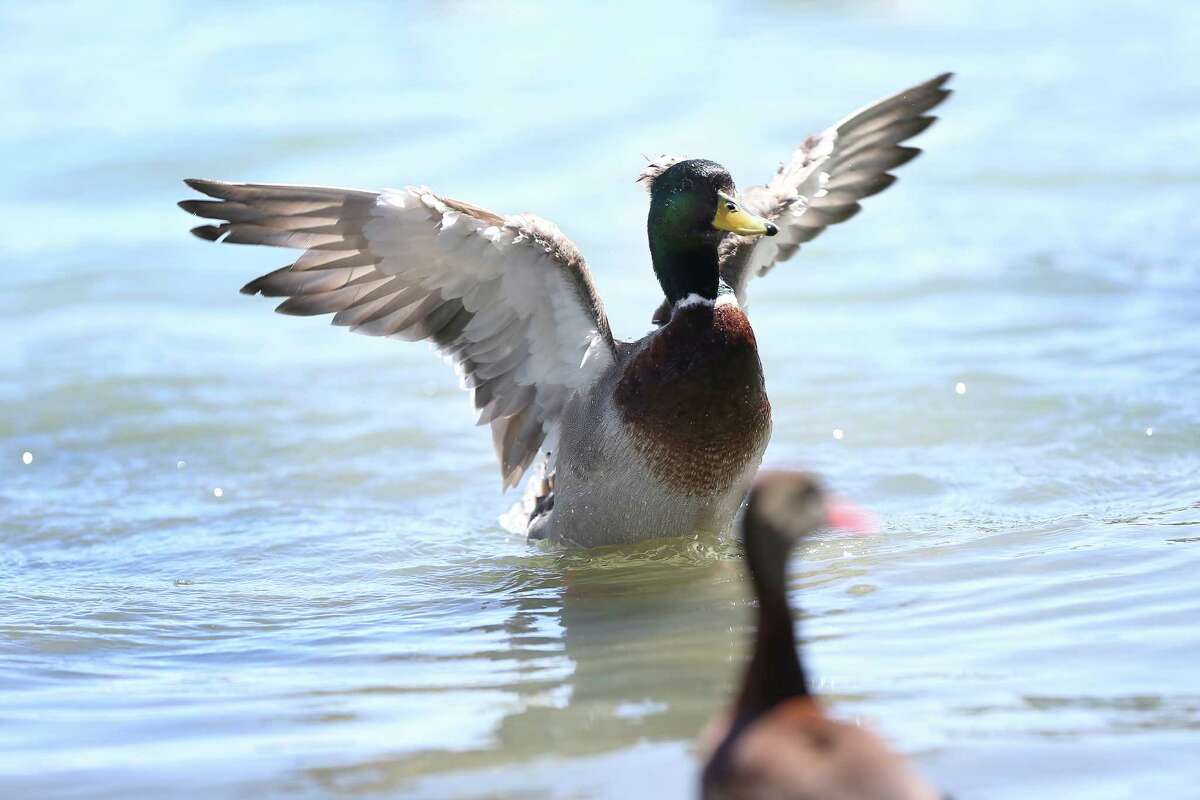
[301,536,751,793]
[489,538,748,752]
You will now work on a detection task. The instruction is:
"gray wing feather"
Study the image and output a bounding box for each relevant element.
[720,73,953,305]
[181,179,616,490]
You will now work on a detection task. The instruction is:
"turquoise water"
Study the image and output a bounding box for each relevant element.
[2,1,1199,798]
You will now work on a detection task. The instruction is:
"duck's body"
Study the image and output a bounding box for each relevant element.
[179,74,951,547]
[533,298,771,545]
[705,697,939,800]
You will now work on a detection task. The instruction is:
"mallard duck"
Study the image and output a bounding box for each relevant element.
[180,73,952,547]
[701,471,944,800]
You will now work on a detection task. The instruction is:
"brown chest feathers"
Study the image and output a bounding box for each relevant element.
[615,302,772,496]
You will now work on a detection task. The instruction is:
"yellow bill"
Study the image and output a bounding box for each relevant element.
[712,192,778,236]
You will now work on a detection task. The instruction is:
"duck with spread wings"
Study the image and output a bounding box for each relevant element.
[180,73,952,547]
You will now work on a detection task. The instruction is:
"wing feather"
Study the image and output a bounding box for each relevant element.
[181,179,615,489]
[719,73,953,306]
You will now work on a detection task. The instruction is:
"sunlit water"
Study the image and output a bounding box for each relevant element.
[2,2,1199,798]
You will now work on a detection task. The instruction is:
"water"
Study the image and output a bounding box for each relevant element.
[2,1,1199,797]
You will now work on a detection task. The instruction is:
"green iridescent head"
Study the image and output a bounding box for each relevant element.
[640,159,776,303]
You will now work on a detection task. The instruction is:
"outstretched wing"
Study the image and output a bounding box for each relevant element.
[180,179,615,489]
[720,73,953,305]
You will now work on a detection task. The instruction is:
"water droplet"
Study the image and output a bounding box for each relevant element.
[212,487,224,498]
[955,382,967,395]
[21,451,33,465]
[832,429,844,440]
[176,460,186,469]
[1145,427,1154,437]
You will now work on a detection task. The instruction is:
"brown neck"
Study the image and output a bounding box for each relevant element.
[736,525,810,719]
[703,520,807,792]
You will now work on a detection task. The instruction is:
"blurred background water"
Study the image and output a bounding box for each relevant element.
[2,1,1199,798]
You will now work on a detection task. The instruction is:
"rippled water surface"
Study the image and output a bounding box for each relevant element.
[3,2,1199,798]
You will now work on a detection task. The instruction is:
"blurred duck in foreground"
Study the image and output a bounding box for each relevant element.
[180,75,951,547]
[701,472,943,800]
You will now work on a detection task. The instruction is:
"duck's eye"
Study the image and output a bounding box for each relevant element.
[725,202,737,212]
[792,484,819,505]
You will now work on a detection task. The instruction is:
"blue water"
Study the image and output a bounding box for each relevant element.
[2,1,1199,798]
